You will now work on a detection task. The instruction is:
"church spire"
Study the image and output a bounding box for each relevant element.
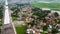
[1,0,17,34]
[5,0,8,5]
[4,0,10,24]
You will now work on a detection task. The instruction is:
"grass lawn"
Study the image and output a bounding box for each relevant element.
[30,2,60,11]
[15,26,27,34]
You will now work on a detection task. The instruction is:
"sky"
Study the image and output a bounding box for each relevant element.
[0,0,60,3]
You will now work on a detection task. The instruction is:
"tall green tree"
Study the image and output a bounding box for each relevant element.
[0,5,3,19]
[53,12,59,17]
[32,8,51,19]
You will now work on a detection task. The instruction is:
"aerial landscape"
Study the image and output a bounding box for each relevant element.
[0,0,60,34]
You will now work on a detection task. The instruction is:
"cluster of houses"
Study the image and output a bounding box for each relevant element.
[25,8,60,34]
[14,6,60,25]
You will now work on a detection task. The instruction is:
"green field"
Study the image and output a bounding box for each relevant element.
[30,2,60,11]
[16,26,27,34]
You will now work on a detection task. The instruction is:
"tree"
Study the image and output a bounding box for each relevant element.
[0,5,3,19]
[32,8,51,19]
[53,12,59,17]
[29,8,51,25]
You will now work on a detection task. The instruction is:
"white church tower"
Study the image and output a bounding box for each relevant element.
[1,0,17,34]
[4,0,10,24]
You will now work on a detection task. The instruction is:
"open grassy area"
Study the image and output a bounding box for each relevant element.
[30,2,60,11]
[15,26,27,34]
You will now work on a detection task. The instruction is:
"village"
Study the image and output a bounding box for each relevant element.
[0,4,60,34]
[14,6,60,34]
[0,0,60,34]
